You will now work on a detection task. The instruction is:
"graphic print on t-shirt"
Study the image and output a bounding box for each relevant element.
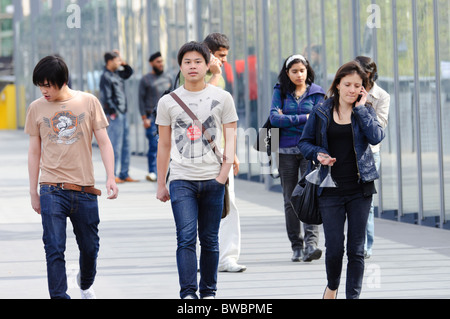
[43,111,85,145]
[174,99,220,159]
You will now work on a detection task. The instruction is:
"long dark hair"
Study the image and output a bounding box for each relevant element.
[354,56,378,89]
[278,55,315,100]
[327,61,368,115]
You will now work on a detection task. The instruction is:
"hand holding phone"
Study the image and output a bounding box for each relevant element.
[355,87,368,106]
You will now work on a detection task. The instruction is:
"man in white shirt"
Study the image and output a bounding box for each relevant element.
[156,42,238,299]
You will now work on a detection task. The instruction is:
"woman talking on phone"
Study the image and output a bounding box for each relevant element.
[298,61,385,299]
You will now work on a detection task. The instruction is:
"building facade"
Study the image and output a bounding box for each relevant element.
[13,0,450,230]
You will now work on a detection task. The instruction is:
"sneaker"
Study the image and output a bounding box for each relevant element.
[123,176,139,182]
[303,245,322,262]
[291,248,304,262]
[202,296,215,299]
[146,172,157,182]
[183,294,197,299]
[77,271,97,299]
[80,287,97,299]
[218,262,247,272]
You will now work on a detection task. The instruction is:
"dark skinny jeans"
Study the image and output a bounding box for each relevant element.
[278,153,319,251]
[318,192,372,299]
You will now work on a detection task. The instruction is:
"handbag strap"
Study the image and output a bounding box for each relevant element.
[170,92,226,162]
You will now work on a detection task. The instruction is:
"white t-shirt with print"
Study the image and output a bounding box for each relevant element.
[156,85,238,181]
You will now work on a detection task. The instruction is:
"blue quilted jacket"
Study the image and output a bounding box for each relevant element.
[298,98,385,194]
[269,83,325,149]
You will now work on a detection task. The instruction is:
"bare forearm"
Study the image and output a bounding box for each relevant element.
[28,151,40,195]
[218,122,237,183]
[157,144,171,187]
[98,139,115,181]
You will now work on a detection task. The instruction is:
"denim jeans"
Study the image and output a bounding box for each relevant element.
[318,192,372,299]
[169,179,225,299]
[365,151,380,255]
[107,112,131,180]
[145,116,158,174]
[278,153,320,250]
[40,185,100,299]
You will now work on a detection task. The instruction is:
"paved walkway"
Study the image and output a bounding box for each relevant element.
[1,130,450,299]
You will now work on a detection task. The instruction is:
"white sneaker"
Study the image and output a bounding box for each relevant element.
[80,287,97,299]
[146,172,157,182]
[218,262,247,272]
[183,294,197,299]
[77,271,96,299]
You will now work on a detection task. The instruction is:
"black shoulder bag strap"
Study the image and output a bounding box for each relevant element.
[170,92,226,163]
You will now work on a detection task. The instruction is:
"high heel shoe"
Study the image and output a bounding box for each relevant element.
[322,286,338,299]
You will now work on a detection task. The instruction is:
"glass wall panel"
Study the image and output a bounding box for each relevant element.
[416,0,440,219]
[306,0,324,88]
[395,1,420,217]
[323,0,342,92]
[438,0,450,225]
[12,0,450,229]
[376,0,399,215]
[339,0,354,63]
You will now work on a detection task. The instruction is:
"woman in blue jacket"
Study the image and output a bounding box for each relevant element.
[270,55,325,263]
[298,61,385,299]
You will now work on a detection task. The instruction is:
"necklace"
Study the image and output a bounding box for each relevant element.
[294,89,306,101]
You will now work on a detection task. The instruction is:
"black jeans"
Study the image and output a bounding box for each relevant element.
[318,192,372,299]
[278,153,319,251]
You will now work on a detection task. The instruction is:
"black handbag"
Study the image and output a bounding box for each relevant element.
[290,169,322,225]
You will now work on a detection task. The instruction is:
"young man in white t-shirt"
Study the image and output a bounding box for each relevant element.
[25,56,118,299]
[156,42,238,299]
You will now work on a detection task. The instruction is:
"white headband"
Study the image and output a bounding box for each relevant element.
[286,55,307,68]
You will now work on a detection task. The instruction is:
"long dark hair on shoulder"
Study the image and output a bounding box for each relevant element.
[354,56,378,90]
[326,61,369,116]
[278,55,315,101]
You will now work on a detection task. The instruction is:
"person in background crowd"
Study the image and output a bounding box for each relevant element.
[139,52,173,182]
[299,61,385,299]
[270,54,325,263]
[202,33,247,273]
[100,50,138,184]
[354,56,390,259]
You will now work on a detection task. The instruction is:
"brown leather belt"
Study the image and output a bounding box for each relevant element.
[41,183,102,196]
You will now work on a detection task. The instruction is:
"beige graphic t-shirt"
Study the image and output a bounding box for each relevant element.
[24,91,109,187]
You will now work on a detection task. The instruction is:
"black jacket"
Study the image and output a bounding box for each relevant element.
[99,65,133,115]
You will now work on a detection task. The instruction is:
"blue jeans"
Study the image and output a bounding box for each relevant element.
[169,179,225,299]
[365,151,380,255]
[107,113,131,180]
[40,185,100,299]
[318,192,372,299]
[145,116,158,174]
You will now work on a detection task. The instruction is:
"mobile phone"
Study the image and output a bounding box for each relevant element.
[356,94,362,102]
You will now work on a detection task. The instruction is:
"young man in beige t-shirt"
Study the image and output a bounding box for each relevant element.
[25,56,118,299]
